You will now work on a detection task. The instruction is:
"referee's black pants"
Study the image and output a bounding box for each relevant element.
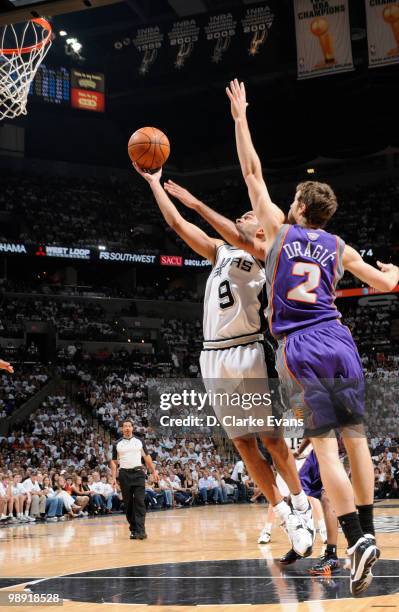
[118,468,146,534]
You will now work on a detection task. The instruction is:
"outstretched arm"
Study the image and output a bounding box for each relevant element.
[226,79,285,244]
[343,245,399,292]
[133,164,221,263]
[164,180,266,260]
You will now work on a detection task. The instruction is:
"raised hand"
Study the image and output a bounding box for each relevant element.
[164,180,199,209]
[377,261,399,287]
[377,261,398,274]
[0,360,13,373]
[226,78,248,121]
[132,161,162,185]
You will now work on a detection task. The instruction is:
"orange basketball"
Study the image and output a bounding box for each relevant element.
[128,126,170,171]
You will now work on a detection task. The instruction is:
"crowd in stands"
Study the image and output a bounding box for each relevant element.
[0,172,160,251]
[371,440,399,499]
[0,297,118,341]
[1,279,201,303]
[0,389,260,524]
[0,364,48,418]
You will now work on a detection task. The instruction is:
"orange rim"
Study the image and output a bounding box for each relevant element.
[0,18,52,56]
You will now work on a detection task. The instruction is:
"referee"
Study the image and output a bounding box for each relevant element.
[110,418,159,540]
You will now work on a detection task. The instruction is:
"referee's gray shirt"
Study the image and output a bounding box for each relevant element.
[112,435,149,469]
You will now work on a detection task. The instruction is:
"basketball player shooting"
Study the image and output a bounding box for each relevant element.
[132,161,315,557]
[225,78,399,596]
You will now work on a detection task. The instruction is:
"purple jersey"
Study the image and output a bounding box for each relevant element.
[265,224,345,338]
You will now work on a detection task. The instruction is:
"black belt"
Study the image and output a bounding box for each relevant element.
[119,467,145,473]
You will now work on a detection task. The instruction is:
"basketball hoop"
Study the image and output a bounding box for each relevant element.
[0,18,52,120]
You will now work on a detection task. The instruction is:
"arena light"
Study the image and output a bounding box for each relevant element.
[98,245,106,250]
[306,168,315,174]
[66,38,82,53]
[65,37,84,59]
[59,30,67,37]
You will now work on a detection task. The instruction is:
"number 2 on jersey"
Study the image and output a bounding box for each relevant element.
[218,280,235,309]
[287,262,321,304]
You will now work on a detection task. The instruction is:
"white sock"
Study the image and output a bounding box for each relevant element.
[24,510,29,516]
[17,513,22,518]
[273,500,291,522]
[264,522,273,533]
[318,519,326,532]
[291,490,309,512]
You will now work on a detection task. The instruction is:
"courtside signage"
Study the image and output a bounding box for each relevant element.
[35,245,91,260]
[160,255,183,266]
[0,242,27,254]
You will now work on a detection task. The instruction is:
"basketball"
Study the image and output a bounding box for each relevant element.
[128,127,170,171]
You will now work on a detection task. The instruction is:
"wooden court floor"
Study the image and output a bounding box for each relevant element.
[0,501,398,611]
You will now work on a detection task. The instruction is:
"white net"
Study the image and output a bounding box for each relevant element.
[0,18,52,120]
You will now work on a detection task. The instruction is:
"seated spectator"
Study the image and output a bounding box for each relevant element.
[70,475,90,514]
[23,471,46,518]
[0,474,14,522]
[41,475,65,522]
[100,475,120,512]
[12,473,34,522]
[54,476,83,518]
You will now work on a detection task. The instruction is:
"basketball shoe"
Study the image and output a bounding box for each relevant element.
[347,535,380,596]
[257,527,271,544]
[309,552,340,575]
[281,507,313,557]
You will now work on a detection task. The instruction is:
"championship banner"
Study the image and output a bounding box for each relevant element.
[168,20,200,69]
[294,0,354,80]
[133,27,164,75]
[365,0,399,68]
[241,5,274,57]
[205,13,237,63]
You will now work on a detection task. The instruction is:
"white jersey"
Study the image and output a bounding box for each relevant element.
[203,244,266,349]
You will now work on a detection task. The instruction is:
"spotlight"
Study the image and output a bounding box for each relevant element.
[306,168,315,174]
[98,245,106,250]
[59,30,67,37]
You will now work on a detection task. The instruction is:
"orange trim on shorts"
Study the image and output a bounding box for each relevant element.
[282,336,311,420]
[269,225,290,336]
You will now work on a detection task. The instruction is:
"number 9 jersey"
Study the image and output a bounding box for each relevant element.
[265,224,345,339]
[203,243,266,349]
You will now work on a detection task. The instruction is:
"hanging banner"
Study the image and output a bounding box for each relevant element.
[241,5,275,56]
[168,20,200,69]
[133,27,164,76]
[365,1,399,68]
[205,13,237,63]
[294,0,354,80]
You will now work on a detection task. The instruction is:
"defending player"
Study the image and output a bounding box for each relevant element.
[132,161,314,556]
[225,78,399,596]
